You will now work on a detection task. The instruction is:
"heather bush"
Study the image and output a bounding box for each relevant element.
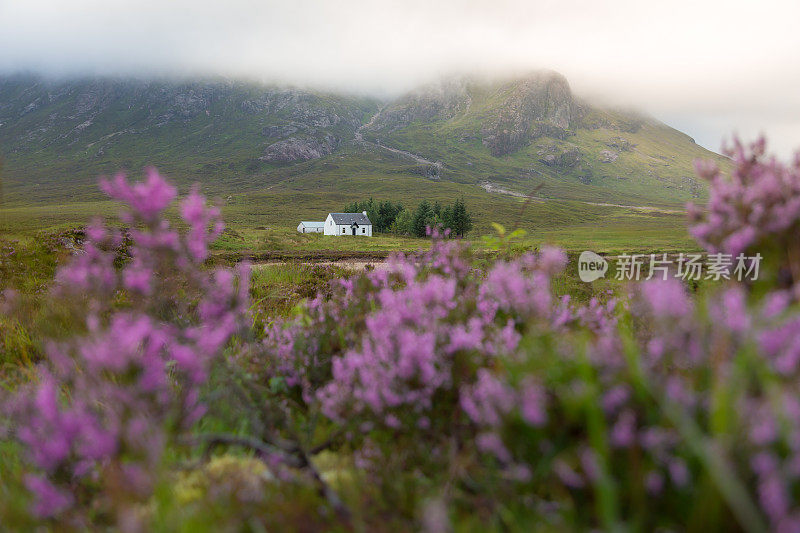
[1,169,250,528]
[689,137,800,292]
[4,138,800,530]
[242,237,696,527]
[236,138,800,530]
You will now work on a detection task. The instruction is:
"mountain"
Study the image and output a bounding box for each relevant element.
[360,72,718,204]
[0,75,377,202]
[0,71,725,217]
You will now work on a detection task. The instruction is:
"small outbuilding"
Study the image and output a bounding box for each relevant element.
[297,221,325,234]
[323,212,372,236]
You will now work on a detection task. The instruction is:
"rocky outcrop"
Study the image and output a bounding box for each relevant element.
[259,134,338,163]
[261,124,299,138]
[365,71,580,158]
[537,144,581,168]
[481,72,577,156]
[606,136,634,151]
[408,162,442,180]
[366,78,470,133]
[599,150,619,163]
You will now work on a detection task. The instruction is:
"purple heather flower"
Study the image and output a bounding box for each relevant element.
[460,369,516,427]
[24,475,74,518]
[668,458,689,487]
[520,378,547,426]
[645,471,665,495]
[759,473,790,526]
[99,168,177,222]
[762,291,791,319]
[638,278,692,320]
[690,136,800,259]
[601,385,630,414]
[538,246,568,275]
[476,432,512,463]
[6,170,250,520]
[610,410,636,448]
[554,460,584,489]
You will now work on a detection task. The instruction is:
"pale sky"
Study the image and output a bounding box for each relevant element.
[1,0,799,157]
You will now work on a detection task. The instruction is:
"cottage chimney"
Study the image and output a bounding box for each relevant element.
[362,211,367,216]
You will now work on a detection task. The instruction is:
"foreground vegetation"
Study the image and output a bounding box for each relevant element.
[2,138,797,531]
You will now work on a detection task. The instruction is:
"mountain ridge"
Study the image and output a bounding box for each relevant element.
[0,71,724,210]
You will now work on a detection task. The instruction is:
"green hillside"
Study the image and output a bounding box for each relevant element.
[361,72,721,207]
[0,72,726,250]
[0,75,378,203]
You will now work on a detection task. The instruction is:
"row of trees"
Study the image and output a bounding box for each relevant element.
[342,198,403,233]
[343,198,473,238]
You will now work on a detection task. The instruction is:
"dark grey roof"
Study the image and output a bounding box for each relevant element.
[329,212,371,225]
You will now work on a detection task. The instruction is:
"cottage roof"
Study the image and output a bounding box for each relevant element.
[299,221,325,228]
[329,213,371,225]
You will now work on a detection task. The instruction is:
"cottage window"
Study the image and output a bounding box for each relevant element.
[362,228,365,234]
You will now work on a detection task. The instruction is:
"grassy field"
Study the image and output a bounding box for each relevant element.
[1,172,698,256]
[1,204,696,256]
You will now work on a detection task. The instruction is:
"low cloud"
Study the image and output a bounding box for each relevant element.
[1,0,799,156]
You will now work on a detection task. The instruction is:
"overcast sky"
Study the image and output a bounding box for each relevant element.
[1,0,799,157]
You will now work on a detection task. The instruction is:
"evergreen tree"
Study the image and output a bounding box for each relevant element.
[440,204,454,236]
[393,208,414,235]
[450,198,473,237]
[377,200,403,232]
[343,198,380,230]
[412,200,433,238]
[461,200,473,237]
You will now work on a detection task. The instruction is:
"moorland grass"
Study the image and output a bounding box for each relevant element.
[1,187,698,255]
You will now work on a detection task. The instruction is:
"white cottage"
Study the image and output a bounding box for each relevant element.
[323,212,373,236]
[297,221,325,233]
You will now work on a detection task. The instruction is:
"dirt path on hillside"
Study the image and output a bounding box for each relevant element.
[371,140,440,167]
[355,108,441,170]
[354,105,385,142]
[479,182,531,198]
[479,181,685,214]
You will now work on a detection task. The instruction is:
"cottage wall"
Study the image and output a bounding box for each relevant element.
[323,214,372,236]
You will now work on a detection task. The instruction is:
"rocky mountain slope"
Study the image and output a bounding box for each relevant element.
[0,72,724,207]
[367,72,577,157]
[0,75,376,200]
[361,72,719,204]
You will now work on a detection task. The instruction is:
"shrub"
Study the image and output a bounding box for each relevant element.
[240,137,800,529]
[2,169,250,528]
[4,138,800,531]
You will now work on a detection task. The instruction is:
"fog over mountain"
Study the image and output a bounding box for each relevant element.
[0,70,728,214]
[1,0,799,157]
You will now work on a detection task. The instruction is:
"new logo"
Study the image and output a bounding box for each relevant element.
[578,251,608,282]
